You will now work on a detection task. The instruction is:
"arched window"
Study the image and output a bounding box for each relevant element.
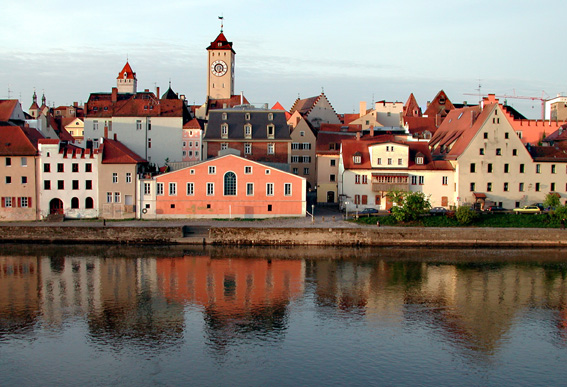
[85,197,94,209]
[71,197,79,209]
[224,172,236,196]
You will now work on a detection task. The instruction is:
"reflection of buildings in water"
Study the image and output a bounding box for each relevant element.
[87,257,185,349]
[156,256,304,350]
[0,256,41,335]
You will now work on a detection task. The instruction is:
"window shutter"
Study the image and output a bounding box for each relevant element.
[13,197,17,207]
[362,195,368,205]
[1,197,4,207]
[28,197,32,207]
[17,197,21,207]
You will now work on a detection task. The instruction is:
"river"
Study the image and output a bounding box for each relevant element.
[1,244,567,386]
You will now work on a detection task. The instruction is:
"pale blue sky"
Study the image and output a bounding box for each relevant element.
[1,0,564,118]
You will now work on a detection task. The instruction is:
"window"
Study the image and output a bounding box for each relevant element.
[267,124,275,139]
[20,157,27,167]
[520,164,525,173]
[300,131,305,137]
[4,197,12,207]
[519,182,524,192]
[552,165,556,174]
[221,123,228,138]
[418,176,424,185]
[284,183,292,196]
[245,143,251,154]
[44,163,50,173]
[169,182,177,196]
[157,183,164,195]
[20,197,28,208]
[551,182,556,191]
[5,176,11,184]
[378,158,382,165]
[244,124,252,138]
[245,113,251,120]
[487,164,493,173]
[85,197,94,209]
[93,121,99,131]
[536,164,541,174]
[112,173,118,183]
[416,157,424,165]
[292,168,298,174]
[504,164,509,173]
[136,120,142,130]
[388,158,392,165]
[21,176,27,184]
[353,155,361,164]
[268,204,273,212]
[71,197,79,209]
[479,148,484,155]
[126,173,132,183]
[362,175,368,184]
[148,138,152,149]
[86,163,92,173]
[330,160,336,167]
[247,183,254,196]
[190,169,195,175]
[496,148,501,156]
[186,183,194,196]
[57,163,64,172]
[222,112,227,120]
[302,143,311,150]
[442,176,448,185]
[114,192,121,203]
[107,192,113,203]
[209,166,216,175]
[86,180,92,190]
[535,183,540,192]
[355,175,361,184]
[224,172,237,196]
[330,174,336,182]
[267,143,275,155]
[265,169,271,175]
[292,143,300,150]
[411,176,417,185]
[487,182,492,192]
[44,180,51,190]
[505,132,509,139]
[470,182,476,191]
[354,195,360,205]
[304,168,309,175]
[470,163,476,173]
[266,183,274,196]
[483,132,488,139]
[513,149,517,156]
[221,143,228,150]
[302,156,311,163]
[398,158,403,165]
[144,183,151,195]
[207,183,214,196]
[57,180,64,190]
[5,157,11,166]
[148,119,151,131]
[72,180,79,190]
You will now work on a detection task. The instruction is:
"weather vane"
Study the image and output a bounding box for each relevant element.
[219,15,224,32]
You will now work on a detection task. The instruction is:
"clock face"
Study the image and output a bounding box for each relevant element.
[211,60,228,77]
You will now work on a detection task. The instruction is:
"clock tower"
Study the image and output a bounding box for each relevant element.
[207,29,235,100]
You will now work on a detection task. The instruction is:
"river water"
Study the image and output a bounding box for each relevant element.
[2,244,567,386]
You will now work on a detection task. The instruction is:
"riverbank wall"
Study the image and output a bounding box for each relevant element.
[1,225,566,247]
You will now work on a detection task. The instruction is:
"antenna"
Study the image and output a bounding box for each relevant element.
[7,85,11,99]
[475,79,482,104]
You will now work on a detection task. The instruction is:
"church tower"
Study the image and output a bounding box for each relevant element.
[29,90,40,119]
[117,61,137,94]
[207,24,235,100]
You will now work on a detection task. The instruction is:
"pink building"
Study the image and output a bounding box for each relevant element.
[155,154,306,218]
[182,118,204,161]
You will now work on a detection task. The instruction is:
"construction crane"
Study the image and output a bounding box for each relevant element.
[463,90,549,120]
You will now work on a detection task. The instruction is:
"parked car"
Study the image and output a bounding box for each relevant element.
[429,207,448,215]
[359,208,379,216]
[513,206,542,214]
[485,206,507,213]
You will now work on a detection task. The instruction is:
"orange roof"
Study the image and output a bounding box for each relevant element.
[290,95,320,115]
[316,131,359,155]
[207,32,235,53]
[101,138,146,164]
[403,116,437,136]
[271,102,291,120]
[0,100,18,121]
[184,117,204,130]
[207,95,249,110]
[403,93,422,117]
[339,113,359,124]
[87,92,188,118]
[424,90,454,121]
[0,126,38,156]
[117,61,136,80]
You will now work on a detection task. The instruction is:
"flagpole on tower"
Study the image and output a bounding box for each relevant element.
[219,15,224,32]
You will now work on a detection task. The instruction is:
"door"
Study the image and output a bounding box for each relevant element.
[327,191,335,203]
[49,198,64,215]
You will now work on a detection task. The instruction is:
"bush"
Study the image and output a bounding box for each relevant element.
[455,206,478,225]
[389,192,431,222]
[544,193,561,209]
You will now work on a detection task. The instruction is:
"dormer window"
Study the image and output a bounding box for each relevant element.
[222,112,227,120]
[353,154,362,164]
[268,113,273,121]
[245,113,251,120]
[244,124,252,139]
[416,157,424,165]
[267,124,275,139]
[221,123,229,139]
[123,72,127,79]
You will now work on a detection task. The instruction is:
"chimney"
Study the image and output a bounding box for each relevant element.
[144,89,149,92]
[73,102,78,107]
[356,132,361,141]
[156,87,160,99]
[240,91,244,105]
[111,87,118,103]
[359,101,366,117]
[113,133,117,141]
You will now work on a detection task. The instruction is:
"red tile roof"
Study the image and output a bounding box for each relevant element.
[319,123,362,132]
[0,126,38,156]
[423,90,455,122]
[183,117,204,130]
[339,113,360,125]
[117,61,136,80]
[207,32,235,53]
[0,100,18,122]
[271,102,291,120]
[403,116,438,136]
[316,131,359,155]
[87,92,188,119]
[403,93,422,117]
[207,95,249,111]
[101,138,146,164]
[290,95,320,115]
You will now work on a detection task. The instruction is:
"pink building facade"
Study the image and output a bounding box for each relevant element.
[154,154,306,218]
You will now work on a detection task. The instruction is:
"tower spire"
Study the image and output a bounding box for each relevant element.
[219,15,224,32]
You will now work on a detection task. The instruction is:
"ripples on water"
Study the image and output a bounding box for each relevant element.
[2,244,567,386]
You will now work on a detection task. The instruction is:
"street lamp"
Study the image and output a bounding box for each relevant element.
[345,201,349,220]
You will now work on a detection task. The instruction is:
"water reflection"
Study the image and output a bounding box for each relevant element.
[2,245,567,384]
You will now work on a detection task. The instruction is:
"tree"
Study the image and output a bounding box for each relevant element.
[544,193,561,209]
[389,191,431,222]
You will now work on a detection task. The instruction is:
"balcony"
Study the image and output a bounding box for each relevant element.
[371,173,409,192]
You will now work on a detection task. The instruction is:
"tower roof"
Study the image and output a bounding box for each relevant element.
[117,61,136,80]
[207,32,235,53]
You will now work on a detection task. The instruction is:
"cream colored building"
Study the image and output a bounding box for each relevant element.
[350,100,403,130]
[288,114,317,190]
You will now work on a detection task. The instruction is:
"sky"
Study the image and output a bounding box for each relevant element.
[1,0,565,119]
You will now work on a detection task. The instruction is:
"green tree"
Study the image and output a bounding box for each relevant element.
[544,193,561,209]
[389,191,431,222]
[455,206,478,225]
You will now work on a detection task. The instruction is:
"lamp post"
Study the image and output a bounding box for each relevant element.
[345,201,349,220]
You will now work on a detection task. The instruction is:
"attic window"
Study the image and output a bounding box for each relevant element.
[458,112,463,119]
[268,113,273,121]
[221,123,229,138]
[222,112,227,120]
[267,124,275,139]
[353,155,362,164]
[416,157,424,165]
[123,72,127,78]
[245,113,251,120]
[104,107,108,111]
[218,42,222,47]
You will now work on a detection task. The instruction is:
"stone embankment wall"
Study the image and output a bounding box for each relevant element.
[0,225,566,247]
